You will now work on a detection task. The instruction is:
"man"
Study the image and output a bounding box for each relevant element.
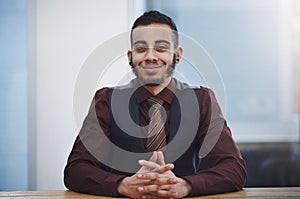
[64,10,246,198]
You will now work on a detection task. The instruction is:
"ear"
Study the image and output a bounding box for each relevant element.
[127,50,132,62]
[127,50,134,67]
[175,47,183,63]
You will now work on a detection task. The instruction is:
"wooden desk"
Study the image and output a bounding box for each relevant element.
[0,188,300,198]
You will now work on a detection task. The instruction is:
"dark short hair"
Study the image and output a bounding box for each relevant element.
[130,10,179,47]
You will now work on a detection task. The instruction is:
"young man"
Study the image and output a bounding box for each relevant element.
[64,10,246,198]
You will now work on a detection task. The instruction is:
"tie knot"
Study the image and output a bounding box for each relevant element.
[147,97,163,107]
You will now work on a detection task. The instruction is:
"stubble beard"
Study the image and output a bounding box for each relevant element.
[131,55,176,87]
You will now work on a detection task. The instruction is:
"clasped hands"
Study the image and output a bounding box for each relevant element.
[117,151,191,199]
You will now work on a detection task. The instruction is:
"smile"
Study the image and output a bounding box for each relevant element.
[140,64,164,75]
[141,63,163,70]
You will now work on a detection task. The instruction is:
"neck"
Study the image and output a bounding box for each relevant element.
[143,77,172,96]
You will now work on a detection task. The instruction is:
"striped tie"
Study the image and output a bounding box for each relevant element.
[145,97,167,152]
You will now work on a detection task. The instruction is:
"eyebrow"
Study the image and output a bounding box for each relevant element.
[155,40,171,45]
[133,41,147,46]
[133,40,171,46]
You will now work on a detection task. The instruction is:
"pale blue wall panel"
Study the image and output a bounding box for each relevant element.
[0,0,28,190]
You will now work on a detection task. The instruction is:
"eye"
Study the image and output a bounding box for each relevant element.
[155,45,170,52]
[134,46,147,53]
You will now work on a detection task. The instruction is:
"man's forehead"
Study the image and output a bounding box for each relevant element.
[132,26,174,43]
[133,40,171,46]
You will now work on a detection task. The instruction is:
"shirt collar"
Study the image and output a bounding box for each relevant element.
[134,78,176,105]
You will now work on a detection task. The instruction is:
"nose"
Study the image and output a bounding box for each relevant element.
[145,47,158,62]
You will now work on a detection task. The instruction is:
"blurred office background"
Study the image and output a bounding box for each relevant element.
[0,0,299,191]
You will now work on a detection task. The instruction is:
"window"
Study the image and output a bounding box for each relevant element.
[293,0,300,114]
[133,0,300,142]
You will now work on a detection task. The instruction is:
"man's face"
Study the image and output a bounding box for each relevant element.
[128,24,182,86]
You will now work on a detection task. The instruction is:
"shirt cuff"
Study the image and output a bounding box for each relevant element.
[102,174,126,197]
[182,175,206,196]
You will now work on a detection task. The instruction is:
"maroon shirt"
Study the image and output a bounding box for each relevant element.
[64,79,246,197]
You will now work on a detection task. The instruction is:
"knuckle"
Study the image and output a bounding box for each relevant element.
[145,185,158,192]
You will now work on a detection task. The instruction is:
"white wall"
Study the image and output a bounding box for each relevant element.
[28,0,133,190]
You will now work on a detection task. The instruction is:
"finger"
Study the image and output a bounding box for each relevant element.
[137,172,159,180]
[156,177,178,185]
[139,159,174,171]
[137,184,159,193]
[149,151,158,162]
[152,164,174,173]
[157,184,170,190]
[138,159,161,169]
[142,195,159,199]
[156,189,178,199]
[138,163,153,173]
[138,152,158,173]
[157,151,166,165]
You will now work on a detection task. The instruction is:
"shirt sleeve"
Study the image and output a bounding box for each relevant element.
[64,88,126,197]
[183,87,247,196]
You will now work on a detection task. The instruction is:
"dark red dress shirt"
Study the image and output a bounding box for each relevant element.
[64,78,246,197]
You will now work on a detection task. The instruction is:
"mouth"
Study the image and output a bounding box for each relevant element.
[141,63,162,70]
[140,64,163,75]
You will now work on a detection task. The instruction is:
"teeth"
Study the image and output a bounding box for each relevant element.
[142,64,161,68]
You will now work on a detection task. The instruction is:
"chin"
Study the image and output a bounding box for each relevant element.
[138,77,165,86]
[132,67,172,86]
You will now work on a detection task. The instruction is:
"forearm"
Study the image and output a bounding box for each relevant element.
[184,128,247,196]
[183,157,246,196]
[64,160,125,196]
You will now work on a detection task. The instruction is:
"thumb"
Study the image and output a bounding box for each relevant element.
[149,151,158,162]
[157,151,166,165]
[137,151,158,173]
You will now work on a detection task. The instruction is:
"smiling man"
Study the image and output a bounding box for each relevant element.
[129,23,182,91]
[64,10,246,198]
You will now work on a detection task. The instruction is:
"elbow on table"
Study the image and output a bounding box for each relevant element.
[234,162,247,191]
